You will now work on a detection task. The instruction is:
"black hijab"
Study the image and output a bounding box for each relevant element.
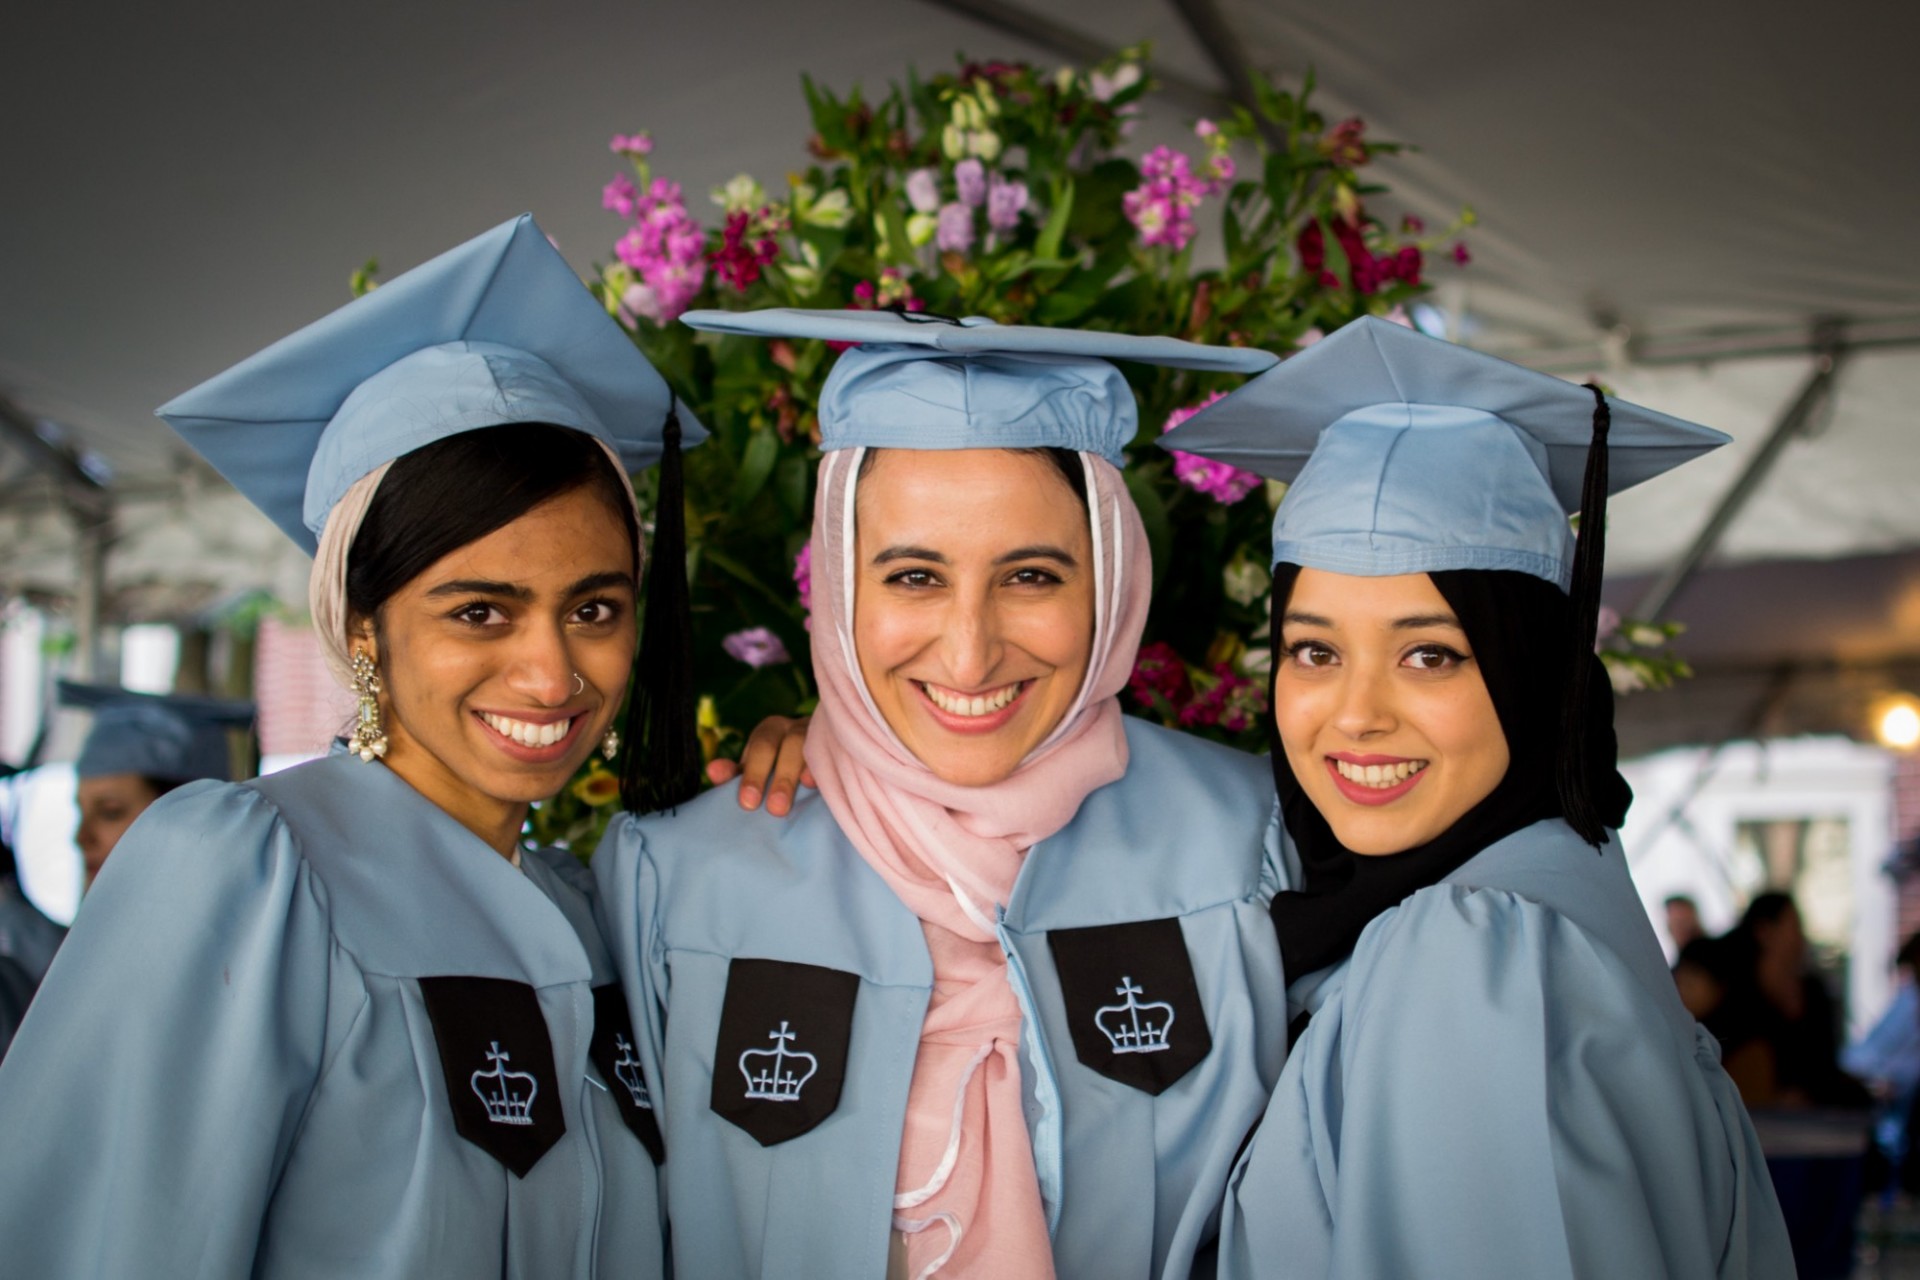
[1266,564,1633,980]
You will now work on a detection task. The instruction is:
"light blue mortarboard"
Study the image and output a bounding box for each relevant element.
[1157,316,1729,589]
[58,681,255,783]
[157,214,707,555]
[679,308,1278,464]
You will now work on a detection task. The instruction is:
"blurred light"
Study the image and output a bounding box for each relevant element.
[1876,696,1920,750]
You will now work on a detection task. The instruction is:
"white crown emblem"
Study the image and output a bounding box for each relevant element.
[471,1041,539,1126]
[738,1021,818,1102]
[613,1032,651,1111]
[1094,977,1175,1055]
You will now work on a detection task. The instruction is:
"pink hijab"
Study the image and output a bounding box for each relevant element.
[803,445,1152,1277]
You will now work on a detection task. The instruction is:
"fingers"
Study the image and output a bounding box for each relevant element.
[762,728,810,817]
[707,758,740,785]
[732,715,794,811]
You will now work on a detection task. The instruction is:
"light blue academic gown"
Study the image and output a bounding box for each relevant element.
[595,716,1288,1279]
[0,751,662,1279]
[1219,818,1794,1280]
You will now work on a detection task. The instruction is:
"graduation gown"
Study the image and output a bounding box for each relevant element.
[596,716,1287,1279]
[0,752,662,1279]
[1219,818,1794,1280]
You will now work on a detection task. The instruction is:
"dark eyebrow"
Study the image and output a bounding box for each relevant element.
[995,545,1078,568]
[426,578,534,602]
[872,546,948,566]
[1282,609,1462,631]
[567,571,637,597]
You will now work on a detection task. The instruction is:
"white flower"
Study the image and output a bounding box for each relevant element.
[906,212,938,247]
[1223,554,1271,607]
[711,173,767,214]
[791,183,854,229]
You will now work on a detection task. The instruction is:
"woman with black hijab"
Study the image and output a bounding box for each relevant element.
[1161,317,1793,1279]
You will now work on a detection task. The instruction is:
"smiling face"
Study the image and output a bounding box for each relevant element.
[357,485,637,852]
[851,448,1096,787]
[1273,567,1510,855]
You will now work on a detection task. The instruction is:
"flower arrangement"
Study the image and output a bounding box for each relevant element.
[487,50,1658,851]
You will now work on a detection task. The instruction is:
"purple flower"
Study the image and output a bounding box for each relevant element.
[609,132,654,157]
[1162,393,1261,504]
[1194,118,1219,139]
[986,174,1029,231]
[602,175,640,220]
[611,172,709,324]
[935,202,975,253]
[722,627,791,669]
[953,158,987,208]
[905,168,942,213]
[793,541,814,631]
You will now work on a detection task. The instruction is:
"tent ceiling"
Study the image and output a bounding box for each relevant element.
[5,0,1920,752]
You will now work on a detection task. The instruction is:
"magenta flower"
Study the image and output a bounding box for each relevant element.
[602,175,640,220]
[905,168,942,213]
[1179,664,1269,733]
[1124,146,1222,251]
[935,202,975,253]
[722,626,791,669]
[1128,641,1193,712]
[711,208,781,291]
[1162,393,1261,504]
[1452,241,1472,265]
[986,174,1029,231]
[793,541,814,630]
[612,172,708,324]
[609,132,654,157]
[1401,214,1426,234]
[1194,118,1220,139]
[954,159,987,208]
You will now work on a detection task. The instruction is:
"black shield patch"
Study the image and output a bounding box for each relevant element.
[1047,917,1211,1095]
[589,984,664,1165]
[710,958,858,1147]
[418,976,567,1177]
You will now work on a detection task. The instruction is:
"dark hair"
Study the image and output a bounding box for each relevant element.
[1664,894,1699,911]
[1741,891,1798,931]
[856,445,1090,509]
[141,777,189,799]
[347,424,639,620]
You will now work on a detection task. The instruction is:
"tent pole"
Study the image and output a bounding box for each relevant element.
[907,0,1236,117]
[0,397,115,677]
[1631,321,1848,623]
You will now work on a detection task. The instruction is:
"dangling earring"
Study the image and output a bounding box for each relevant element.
[600,728,621,761]
[348,650,389,762]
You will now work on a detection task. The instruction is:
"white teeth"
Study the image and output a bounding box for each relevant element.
[482,712,576,748]
[922,682,1022,717]
[1332,758,1426,788]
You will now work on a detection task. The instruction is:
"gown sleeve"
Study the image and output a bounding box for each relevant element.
[0,780,335,1277]
[1224,884,1792,1280]
[592,815,671,1112]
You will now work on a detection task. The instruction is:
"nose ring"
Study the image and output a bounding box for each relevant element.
[573,672,585,696]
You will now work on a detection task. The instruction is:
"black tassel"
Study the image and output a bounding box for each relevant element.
[621,404,703,815]
[1559,384,1611,845]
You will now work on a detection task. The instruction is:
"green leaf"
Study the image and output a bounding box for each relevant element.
[729,427,780,512]
[1035,178,1075,261]
[774,454,811,522]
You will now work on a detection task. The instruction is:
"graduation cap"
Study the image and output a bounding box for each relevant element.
[1159,315,1729,843]
[156,213,709,814]
[157,213,706,555]
[680,308,1278,463]
[58,681,255,784]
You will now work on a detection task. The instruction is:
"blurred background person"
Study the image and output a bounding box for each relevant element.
[57,681,255,885]
[1665,892,1705,952]
[0,824,61,1059]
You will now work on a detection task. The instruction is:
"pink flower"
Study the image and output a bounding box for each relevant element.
[1179,665,1269,732]
[935,202,975,253]
[1401,214,1426,234]
[1124,145,1223,251]
[722,626,791,669]
[611,174,708,323]
[1322,117,1368,167]
[905,168,942,213]
[986,174,1029,231]
[1162,392,1261,504]
[609,132,654,157]
[1297,222,1325,274]
[954,159,987,208]
[1128,641,1194,711]
[1452,241,1472,265]
[793,541,814,630]
[1194,118,1219,139]
[603,175,641,220]
[1208,153,1236,186]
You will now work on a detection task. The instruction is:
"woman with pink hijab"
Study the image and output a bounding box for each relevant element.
[595,309,1284,1279]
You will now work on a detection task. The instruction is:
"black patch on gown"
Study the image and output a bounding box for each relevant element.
[710,958,858,1146]
[419,976,566,1177]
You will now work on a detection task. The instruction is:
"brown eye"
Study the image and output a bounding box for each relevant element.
[1286,640,1337,668]
[1403,645,1466,671]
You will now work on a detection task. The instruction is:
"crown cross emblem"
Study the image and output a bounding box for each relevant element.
[471,1041,539,1126]
[738,1021,819,1102]
[612,1032,651,1111]
[1094,977,1175,1055]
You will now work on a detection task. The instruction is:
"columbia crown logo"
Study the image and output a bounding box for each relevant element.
[738,1021,818,1102]
[1095,977,1175,1055]
[471,1042,539,1125]
[613,1032,651,1110]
